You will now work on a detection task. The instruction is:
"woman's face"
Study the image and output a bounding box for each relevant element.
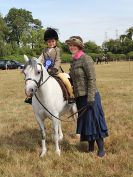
[68,44,80,54]
[47,39,57,48]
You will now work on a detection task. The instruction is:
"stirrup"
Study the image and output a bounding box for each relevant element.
[68,98,75,104]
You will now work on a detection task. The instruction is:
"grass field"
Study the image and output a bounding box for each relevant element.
[0,61,133,177]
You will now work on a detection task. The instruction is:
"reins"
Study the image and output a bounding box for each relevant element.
[39,75,51,88]
[34,93,88,122]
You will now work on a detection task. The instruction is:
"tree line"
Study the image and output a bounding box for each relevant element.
[103,27,133,60]
[0,8,133,62]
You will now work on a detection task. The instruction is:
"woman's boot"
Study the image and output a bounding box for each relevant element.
[88,140,95,152]
[96,138,105,157]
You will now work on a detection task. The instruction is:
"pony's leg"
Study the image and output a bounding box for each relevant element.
[52,117,61,156]
[58,121,63,141]
[35,114,47,157]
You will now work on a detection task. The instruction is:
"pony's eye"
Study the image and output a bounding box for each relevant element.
[38,71,41,74]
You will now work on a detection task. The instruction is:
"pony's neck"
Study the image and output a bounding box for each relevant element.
[41,67,50,84]
[43,69,49,78]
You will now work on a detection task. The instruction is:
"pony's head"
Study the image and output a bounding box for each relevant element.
[23,55,46,97]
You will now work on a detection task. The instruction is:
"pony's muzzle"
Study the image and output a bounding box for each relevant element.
[25,87,37,97]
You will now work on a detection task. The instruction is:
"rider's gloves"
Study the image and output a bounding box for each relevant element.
[48,68,58,76]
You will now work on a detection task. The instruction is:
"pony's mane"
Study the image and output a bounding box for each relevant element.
[23,59,38,71]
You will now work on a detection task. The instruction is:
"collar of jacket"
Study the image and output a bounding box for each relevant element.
[72,50,85,60]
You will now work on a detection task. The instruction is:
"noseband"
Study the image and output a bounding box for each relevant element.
[25,63,50,88]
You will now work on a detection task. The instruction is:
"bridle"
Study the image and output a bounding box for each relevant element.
[25,63,51,89]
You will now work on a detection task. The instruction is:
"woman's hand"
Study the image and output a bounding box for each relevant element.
[86,101,95,109]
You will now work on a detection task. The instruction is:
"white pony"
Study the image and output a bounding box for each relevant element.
[23,55,77,157]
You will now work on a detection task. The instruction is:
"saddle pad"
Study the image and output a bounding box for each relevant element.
[53,76,70,101]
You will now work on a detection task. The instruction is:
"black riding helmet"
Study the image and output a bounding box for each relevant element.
[44,28,59,41]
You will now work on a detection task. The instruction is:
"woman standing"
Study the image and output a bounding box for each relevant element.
[65,36,108,157]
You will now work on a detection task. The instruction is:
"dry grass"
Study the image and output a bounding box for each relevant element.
[0,61,133,177]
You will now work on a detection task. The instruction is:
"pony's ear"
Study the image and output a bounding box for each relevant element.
[24,55,29,62]
[37,55,43,63]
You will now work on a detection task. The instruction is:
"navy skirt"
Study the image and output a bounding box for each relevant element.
[76,92,108,141]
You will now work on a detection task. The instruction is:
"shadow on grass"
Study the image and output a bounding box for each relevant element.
[0,128,86,153]
[60,139,88,153]
[0,128,40,152]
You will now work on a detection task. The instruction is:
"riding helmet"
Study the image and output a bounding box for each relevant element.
[44,28,59,41]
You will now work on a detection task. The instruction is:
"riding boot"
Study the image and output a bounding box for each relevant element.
[88,140,95,152]
[24,97,32,104]
[96,138,105,157]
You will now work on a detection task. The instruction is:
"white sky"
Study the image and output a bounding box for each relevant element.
[0,0,133,45]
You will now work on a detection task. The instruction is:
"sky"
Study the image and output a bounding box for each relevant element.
[0,0,133,45]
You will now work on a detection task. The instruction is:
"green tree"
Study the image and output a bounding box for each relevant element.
[61,42,70,53]
[20,28,44,55]
[120,34,127,42]
[84,41,101,53]
[126,27,133,40]
[0,14,9,42]
[0,14,12,57]
[5,8,42,46]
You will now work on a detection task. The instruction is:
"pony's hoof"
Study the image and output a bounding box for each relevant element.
[55,150,61,156]
[40,150,47,157]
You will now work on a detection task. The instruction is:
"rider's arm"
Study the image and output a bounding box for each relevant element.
[38,53,44,64]
[54,47,61,70]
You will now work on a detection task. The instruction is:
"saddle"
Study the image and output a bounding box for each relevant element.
[53,76,70,101]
